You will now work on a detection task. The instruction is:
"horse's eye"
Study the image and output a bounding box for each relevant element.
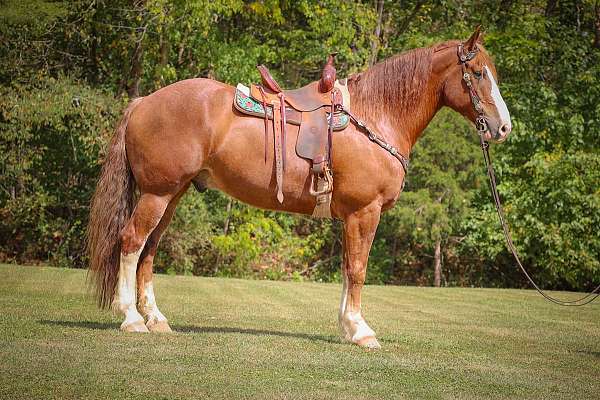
[473,71,483,80]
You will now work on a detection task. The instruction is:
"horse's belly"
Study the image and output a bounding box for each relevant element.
[206,121,318,215]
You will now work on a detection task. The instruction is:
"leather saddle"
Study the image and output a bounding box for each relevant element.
[233,54,350,218]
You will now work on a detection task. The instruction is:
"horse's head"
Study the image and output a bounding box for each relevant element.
[442,27,512,143]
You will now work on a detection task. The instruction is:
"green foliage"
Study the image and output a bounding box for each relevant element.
[0,77,121,266]
[0,0,598,290]
[503,151,600,288]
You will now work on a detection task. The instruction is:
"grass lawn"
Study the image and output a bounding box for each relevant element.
[0,264,598,399]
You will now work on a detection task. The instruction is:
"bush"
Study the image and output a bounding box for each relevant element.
[0,77,121,267]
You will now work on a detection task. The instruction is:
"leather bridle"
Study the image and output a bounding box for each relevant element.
[457,42,490,136]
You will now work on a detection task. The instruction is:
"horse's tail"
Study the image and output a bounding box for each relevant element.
[87,97,143,309]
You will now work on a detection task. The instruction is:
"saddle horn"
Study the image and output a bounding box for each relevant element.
[319,53,337,93]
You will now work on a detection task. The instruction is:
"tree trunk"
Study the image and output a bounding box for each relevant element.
[545,0,558,17]
[127,39,144,98]
[594,4,600,49]
[89,21,98,85]
[223,198,233,235]
[370,0,385,66]
[159,34,169,67]
[397,0,425,35]
[126,2,147,97]
[158,30,169,87]
[433,238,441,287]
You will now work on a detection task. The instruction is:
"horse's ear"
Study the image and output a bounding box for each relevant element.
[465,25,483,51]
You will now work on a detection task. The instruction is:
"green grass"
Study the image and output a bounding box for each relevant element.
[0,264,598,399]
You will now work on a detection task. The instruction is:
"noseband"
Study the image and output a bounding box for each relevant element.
[457,43,489,136]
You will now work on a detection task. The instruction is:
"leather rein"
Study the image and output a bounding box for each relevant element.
[457,43,600,306]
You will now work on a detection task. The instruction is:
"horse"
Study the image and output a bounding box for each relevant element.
[87,27,512,349]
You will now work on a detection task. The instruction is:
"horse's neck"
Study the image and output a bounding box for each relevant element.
[403,48,458,146]
[347,47,456,157]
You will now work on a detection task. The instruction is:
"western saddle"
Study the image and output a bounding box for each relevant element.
[234,53,350,218]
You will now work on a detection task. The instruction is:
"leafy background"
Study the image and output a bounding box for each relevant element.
[0,0,598,290]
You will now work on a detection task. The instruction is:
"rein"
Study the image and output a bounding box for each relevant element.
[479,136,600,306]
[456,42,600,306]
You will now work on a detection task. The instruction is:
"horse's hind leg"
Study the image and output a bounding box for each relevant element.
[114,193,170,332]
[338,201,382,349]
[136,187,188,332]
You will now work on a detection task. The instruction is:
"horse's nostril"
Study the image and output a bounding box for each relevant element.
[500,123,512,135]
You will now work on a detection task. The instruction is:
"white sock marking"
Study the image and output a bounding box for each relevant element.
[339,270,349,321]
[347,311,376,342]
[114,246,145,326]
[140,281,168,323]
[338,271,376,342]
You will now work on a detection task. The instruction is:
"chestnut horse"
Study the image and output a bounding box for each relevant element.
[88,28,511,349]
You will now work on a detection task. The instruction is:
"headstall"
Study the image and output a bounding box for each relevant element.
[457,43,489,135]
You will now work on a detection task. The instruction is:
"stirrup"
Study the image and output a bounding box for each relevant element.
[310,166,333,196]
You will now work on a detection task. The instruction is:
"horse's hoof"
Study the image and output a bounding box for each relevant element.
[146,319,172,333]
[356,336,381,350]
[121,320,149,333]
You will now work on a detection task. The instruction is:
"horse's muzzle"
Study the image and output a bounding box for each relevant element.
[482,118,511,143]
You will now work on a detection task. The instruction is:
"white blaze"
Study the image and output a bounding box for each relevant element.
[484,65,511,126]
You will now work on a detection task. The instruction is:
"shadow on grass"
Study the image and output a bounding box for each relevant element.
[39,320,339,344]
[175,324,339,343]
[576,350,600,358]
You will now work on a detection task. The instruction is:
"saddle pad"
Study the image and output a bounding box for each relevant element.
[234,87,349,130]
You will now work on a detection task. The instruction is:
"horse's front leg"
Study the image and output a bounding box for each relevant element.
[338,201,382,349]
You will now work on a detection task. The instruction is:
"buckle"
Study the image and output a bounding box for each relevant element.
[476,115,488,134]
